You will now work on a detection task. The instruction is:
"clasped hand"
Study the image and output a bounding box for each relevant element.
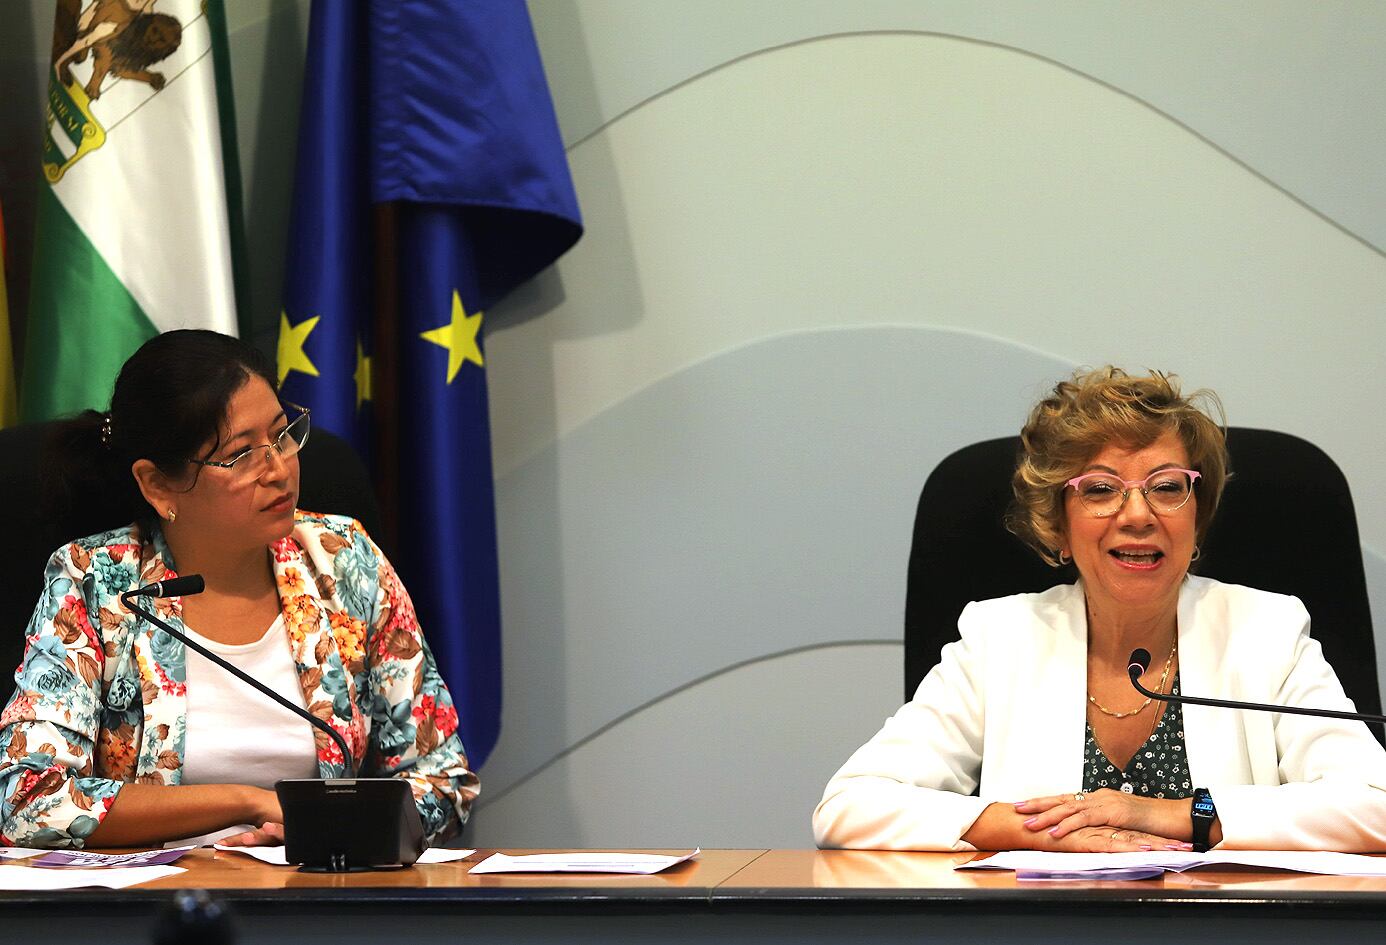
[1013,789,1193,853]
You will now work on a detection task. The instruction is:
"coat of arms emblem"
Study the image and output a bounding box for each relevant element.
[42,0,186,183]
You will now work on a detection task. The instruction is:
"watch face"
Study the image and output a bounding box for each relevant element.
[1194,799,1215,816]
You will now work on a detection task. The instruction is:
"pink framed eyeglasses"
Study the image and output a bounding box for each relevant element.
[1065,468,1201,517]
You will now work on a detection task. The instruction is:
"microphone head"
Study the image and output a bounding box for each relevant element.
[158,575,206,598]
[1128,648,1152,680]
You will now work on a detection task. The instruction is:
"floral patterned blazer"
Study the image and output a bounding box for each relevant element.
[0,510,478,848]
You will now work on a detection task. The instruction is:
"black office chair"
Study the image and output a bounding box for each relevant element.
[0,422,381,707]
[904,429,1382,735]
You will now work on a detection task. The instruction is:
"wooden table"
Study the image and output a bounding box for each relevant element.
[5,848,1386,943]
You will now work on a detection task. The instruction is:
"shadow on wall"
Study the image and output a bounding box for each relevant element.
[478,0,644,838]
[235,0,308,351]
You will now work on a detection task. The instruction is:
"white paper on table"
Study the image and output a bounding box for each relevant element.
[213,845,290,866]
[469,849,700,875]
[213,845,475,866]
[959,849,1386,877]
[417,848,476,864]
[0,848,46,861]
[0,865,185,890]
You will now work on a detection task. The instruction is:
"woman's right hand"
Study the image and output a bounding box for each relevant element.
[218,786,285,847]
[219,821,285,847]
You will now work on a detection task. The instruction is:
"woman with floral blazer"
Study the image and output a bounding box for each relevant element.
[1,330,477,849]
[0,510,478,848]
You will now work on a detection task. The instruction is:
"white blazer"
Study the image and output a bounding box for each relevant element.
[814,576,1386,851]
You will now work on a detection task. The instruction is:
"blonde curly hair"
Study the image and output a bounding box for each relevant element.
[1006,367,1229,567]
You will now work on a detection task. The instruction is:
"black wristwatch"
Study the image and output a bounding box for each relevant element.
[1191,787,1216,852]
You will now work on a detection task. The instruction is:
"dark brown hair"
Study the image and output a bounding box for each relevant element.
[44,330,277,529]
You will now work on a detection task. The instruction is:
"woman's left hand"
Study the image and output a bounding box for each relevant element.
[1014,789,1192,845]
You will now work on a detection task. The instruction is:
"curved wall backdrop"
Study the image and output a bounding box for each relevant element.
[476,21,1386,847]
[532,1,1386,254]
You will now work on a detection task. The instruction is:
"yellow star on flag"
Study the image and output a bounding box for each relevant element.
[354,338,373,410]
[419,290,484,384]
[277,311,320,388]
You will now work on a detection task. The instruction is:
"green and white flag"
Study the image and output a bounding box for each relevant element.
[23,0,240,421]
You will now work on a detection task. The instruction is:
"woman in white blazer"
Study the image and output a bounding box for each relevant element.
[814,368,1386,852]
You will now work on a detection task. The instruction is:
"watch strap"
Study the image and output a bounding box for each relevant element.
[1190,786,1216,852]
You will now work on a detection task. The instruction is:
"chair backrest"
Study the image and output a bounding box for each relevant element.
[0,423,382,707]
[904,428,1382,728]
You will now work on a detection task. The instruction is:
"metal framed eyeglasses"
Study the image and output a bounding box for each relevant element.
[1065,468,1201,517]
[189,402,311,487]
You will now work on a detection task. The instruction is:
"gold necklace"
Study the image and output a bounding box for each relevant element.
[1087,635,1177,719]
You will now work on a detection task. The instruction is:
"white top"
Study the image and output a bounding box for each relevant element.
[175,614,320,845]
[814,576,1386,852]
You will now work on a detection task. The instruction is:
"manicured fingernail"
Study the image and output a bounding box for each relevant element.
[1013,802,1027,809]
[1139,845,1152,851]
[1023,817,1038,828]
[1048,827,1060,836]
[1165,843,1189,850]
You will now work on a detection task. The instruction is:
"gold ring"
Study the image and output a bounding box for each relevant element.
[1073,792,1084,802]
[1111,830,1121,841]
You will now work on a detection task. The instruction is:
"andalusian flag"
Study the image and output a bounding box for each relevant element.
[22,0,240,421]
[0,200,17,427]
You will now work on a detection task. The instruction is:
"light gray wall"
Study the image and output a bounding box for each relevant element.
[2,1,1384,851]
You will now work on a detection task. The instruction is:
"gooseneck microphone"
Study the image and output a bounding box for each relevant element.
[1128,648,1386,728]
[120,576,425,871]
[120,578,354,768]
[123,575,207,600]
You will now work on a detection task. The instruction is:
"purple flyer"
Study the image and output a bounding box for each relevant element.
[31,846,195,869]
[1016,866,1166,882]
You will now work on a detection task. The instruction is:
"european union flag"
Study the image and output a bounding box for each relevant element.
[279,0,582,768]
